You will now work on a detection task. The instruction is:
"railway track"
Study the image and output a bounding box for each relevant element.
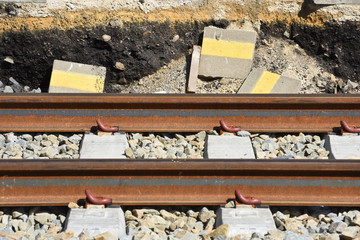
[0,94,359,207]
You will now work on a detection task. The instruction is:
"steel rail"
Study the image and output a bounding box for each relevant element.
[0,159,359,206]
[0,94,359,132]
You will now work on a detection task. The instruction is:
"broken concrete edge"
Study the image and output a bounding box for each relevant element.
[198,26,256,79]
[187,45,201,93]
[237,68,301,94]
[49,60,106,93]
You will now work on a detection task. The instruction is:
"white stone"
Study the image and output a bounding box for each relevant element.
[3,86,14,93]
[4,57,14,64]
[102,34,111,42]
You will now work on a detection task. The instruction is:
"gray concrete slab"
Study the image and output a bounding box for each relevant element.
[64,207,126,238]
[216,206,276,237]
[198,27,256,79]
[237,68,301,94]
[79,133,129,159]
[325,134,360,159]
[205,135,255,159]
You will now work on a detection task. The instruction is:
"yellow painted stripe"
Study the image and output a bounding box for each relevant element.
[251,71,280,93]
[50,70,104,93]
[201,38,254,59]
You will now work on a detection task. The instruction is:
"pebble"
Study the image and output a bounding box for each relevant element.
[3,86,14,93]
[8,77,23,93]
[3,57,14,64]
[102,34,111,42]
[114,61,126,71]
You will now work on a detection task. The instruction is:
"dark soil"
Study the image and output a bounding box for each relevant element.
[260,21,360,83]
[0,20,228,92]
[1,19,358,92]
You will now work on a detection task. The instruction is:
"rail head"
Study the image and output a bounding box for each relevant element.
[0,159,359,174]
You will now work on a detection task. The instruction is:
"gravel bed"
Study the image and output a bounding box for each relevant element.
[0,132,82,159]
[0,78,41,93]
[0,205,359,239]
[124,132,208,159]
[125,131,329,160]
[249,133,329,159]
[0,131,330,160]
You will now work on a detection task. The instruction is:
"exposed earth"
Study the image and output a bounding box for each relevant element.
[0,0,359,94]
[0,19,359,94]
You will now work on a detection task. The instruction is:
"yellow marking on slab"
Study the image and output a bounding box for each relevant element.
[251,71,281,93]
[201,38,255,59]
[50,70,104,93]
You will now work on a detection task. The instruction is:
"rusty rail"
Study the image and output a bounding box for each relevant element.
[0,94,359,206]
[0,93,359,132]
[0,159,359,206]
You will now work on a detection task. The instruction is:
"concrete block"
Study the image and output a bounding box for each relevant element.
[237,68,301,94]
[49,60,105,93]
[205,135,255,159]
[325,134,360,159]
[216,206,276,237]
[80,133,129,159]
[187,45,201,93]
[64,207,126,238]
[312,0,360,4]
[198,27,256,79]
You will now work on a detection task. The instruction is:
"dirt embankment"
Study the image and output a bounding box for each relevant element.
[0,0,359,91]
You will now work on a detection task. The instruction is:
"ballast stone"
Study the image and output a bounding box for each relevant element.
[216,206,276,237]
[79,133,129,159]
[205,135,255,159]
[324,134,360,159]
[64,207,126,239]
